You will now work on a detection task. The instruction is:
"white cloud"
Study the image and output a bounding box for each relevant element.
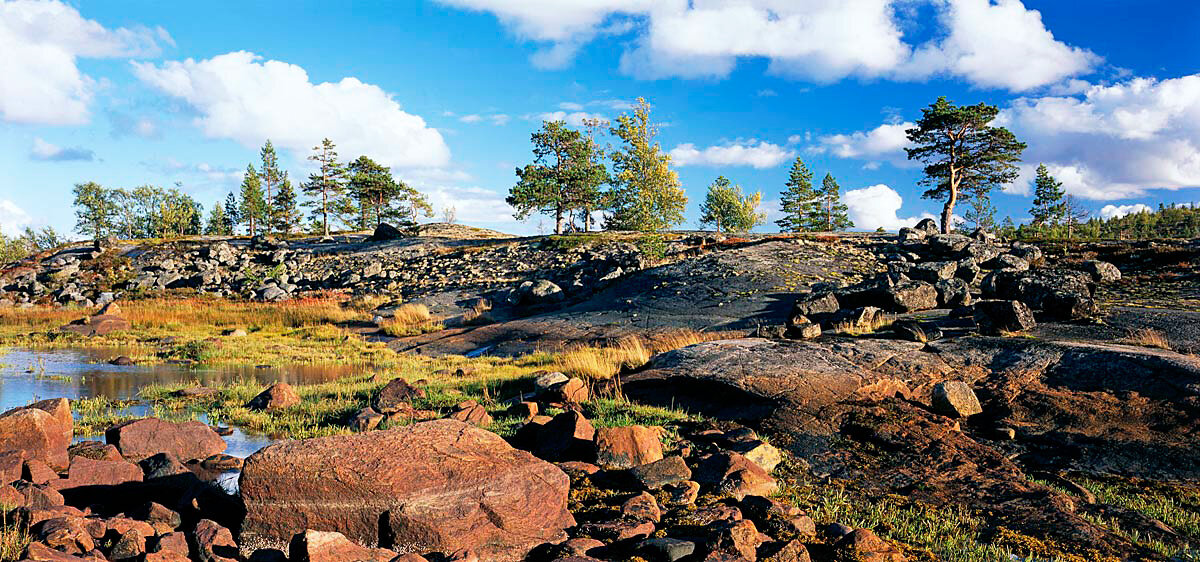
[670,140,794,169]
[133,51,450,169]
[0,199,33,236]
[459,114,483,124]
[815,121,912,159]
[29,138,95,162]
[1000,74,1200,199]
[458,113,510,126]
[843,184,934,231]
[899,0,1099,91]
[558,102,585,111]
[1099,203,1152,220]
[436,0,1093,91]
[0,0,169,125]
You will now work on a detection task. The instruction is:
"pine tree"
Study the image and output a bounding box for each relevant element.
[258,140,283,233]
[775,157,819,232]
[606,98,687,232]
[507,120,608,233]
[1029,164,1066,229]
[962,189,997,231]
[699,176,764,233]
[818,173,853,231]
[271,174,301,234]
[205,204,229,235]
[303,138,346,237]
[239,164,267,237]
[346,156,433,228]
[906,97,1026,233]
[223,192,240,235]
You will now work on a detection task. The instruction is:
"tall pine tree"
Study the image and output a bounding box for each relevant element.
[271,174,301,234]
[817,173,853,231]
[1029,164,1066,228]
[258,140,283,234]
[303,138,346,236]
[223,192,240,235]
[239,164,266,237]
[776,157,819,232]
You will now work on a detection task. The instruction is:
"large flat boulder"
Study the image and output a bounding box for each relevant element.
[105,418,226,461]
[0,408,70,470]
[239,419,574,561]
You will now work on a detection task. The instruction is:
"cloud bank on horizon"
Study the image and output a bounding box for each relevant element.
[1,0,1197,236]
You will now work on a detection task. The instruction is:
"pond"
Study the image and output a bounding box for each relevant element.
[0,346,362,458]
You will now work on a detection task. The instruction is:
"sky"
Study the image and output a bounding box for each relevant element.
[2,0,1199,238]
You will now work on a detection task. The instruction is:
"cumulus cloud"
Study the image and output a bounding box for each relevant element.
[0,199,33,236]
[843,184,934,231]
[132,51,450,169]
[814,121,912,160]
[1000,74,1200,199]
[0,0,168,125]
[534,110,608,127]
[436,0,1093,90]
[29,138,95,162]
[670,141,794,169]
[1099,203,1152,220]
[899,0,1099,91]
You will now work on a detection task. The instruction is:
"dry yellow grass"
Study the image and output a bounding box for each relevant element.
[554,329,727,380]
[832,313,894,336]
[379,304,443,337]
[1124,328,1171,350]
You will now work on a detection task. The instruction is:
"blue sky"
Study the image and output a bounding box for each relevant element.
[2,0,1199,237]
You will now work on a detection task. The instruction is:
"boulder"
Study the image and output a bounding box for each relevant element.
[784,320,822,340]
[988,253,1028,272]
[239,420,574,561]
[790,293,839,318]
[368,223,406,242]
[927,234,971,254]
[194,519,238,562]
[59,312,131,337]
[351,407,385,432]
[50,456,143,491]
[1081,260,1121,283]
[913,218,939,236]
[907,261,956,283]
[6,399,73,442]
[548,377,589,403]
[934,278,971,308]
[534,411,596,462]
[105,418,226,462]
[630,456,692,490]
[510,279,564,306]
[973,300,1036,336]
[931,381,983,418]
[0,408,69,470]
[288,529,397,562]
[594,425,663,469]
[374,378,425,414]
[448,403,493,427]
[246,382,301,411]
[883,281,938,313]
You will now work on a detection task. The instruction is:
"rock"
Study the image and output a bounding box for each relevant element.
[622,491,662,522]
[784,320,821,340]
[0,408,69,470]
[594,425,663,469]
[59,311,131,337]
[790,293,839,318]
[351,407,385,432]
[1009,241,1043,262]
[200,454,242,471]
[927,233,971,254]
[533,372,569,393]
[24,540,95,560]
[51,455,143,491]
[973,300,1036,335]
[708,519,761,560]
[630,456,692,490]
[246,382,302,411]
[955,259,981,283]
[728,440,782,473]
[240,420,574,561]
[23,459,59,485]
[151,531,189,557]
[897,227,925,243]
[288,529,397,562]
[914,218,939,236]
[989,253,1029,272]
[891,320,940,343]
[534,411,596,462]
[934,278,971,308]
[109,528,146,560]
[37,516,94,554]
[194,519,238,562]
[67,440,121,462]
[664,480,700,505]
[577,519,655,542]
[139,452,192,480]
[550,377,590,403]
[105,418,227,462]
[511,279,564,306]
[109,356,136,365]
[1042,290,1099,320]
[0,450,22,483]
[883,281,938,313]
[448,403,493,426]
[931,381,983,418]
[375,378,425,414]
[831,306,884,332]
[140,502,182,534]
[639,537,696,562]
[908,261,956,283]
[832,528,906,562]
[508,401,539,421]
[1081,259,1121,283]
[368,223,406,242]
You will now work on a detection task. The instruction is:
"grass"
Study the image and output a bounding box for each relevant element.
[831,312,895,336]
[0,508,29,562]
[552,329,722,380]
[378,304,443,337]
[1122,327,1171,350]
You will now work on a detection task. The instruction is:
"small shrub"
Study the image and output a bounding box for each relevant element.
[380,304,442,337]
[635,234,668,261]
[1124,328,1170,350]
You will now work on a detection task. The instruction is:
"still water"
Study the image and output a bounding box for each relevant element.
[0,346,361,458]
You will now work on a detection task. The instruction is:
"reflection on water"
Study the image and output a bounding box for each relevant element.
[0,346,360,457]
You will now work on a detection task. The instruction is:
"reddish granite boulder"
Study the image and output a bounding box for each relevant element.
[50,456,143,491]
[245,382,301,411]
[594,425,663,469]
[59,313,132,337]
[0,408,69,470]
[288,529,397,562]
[4,399,73,443]
[194,519,238,562]
[240,419,574,562]
[0,450,23,483]
[105,418,226,461]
